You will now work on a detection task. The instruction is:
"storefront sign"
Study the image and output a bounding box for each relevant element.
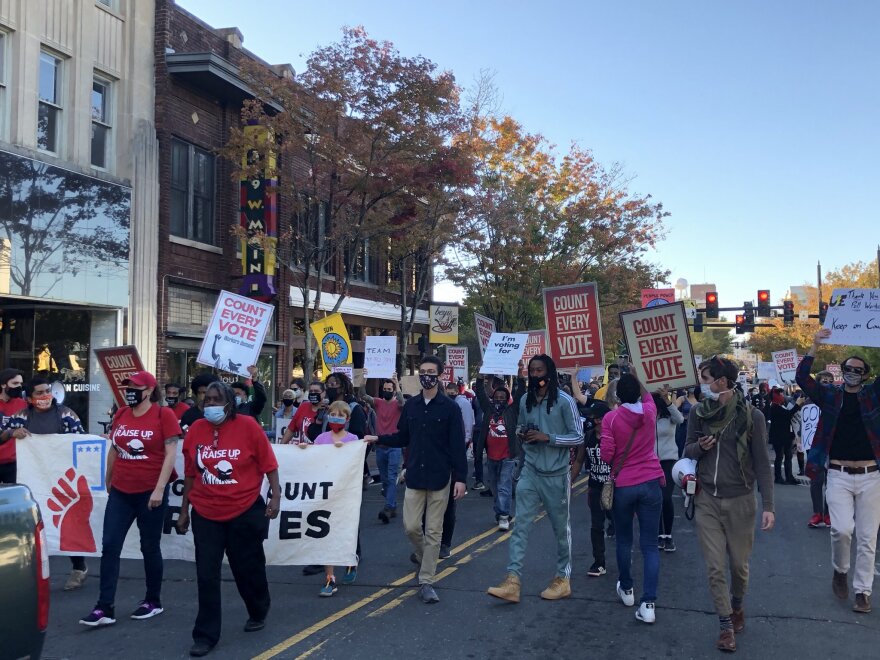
[542,283,604,369]
[198,291,275,378]
[479,333,528,376]
[239,125,278,300]
[310,312,353,374]
[429,304,459,344]
[474,312,496,357]
[93,346,146,409]
[619,302,698,390]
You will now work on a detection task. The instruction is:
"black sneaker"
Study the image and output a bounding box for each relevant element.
[587,562,606,577]
[439,544,451,559]
[79,606,116,627]
[244,618,265,632]
[378,507,390,524]
[189,641,214,657]
[657,536,666,551]
[473,481,486,491]
[664,537,676,553]
[130,600,164,620]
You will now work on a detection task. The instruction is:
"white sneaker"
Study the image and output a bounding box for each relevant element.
[616,581,635,607]
[498,516,510,531]
[636,601,656,623]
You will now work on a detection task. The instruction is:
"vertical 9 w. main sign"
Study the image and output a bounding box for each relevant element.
[542,283,604,370]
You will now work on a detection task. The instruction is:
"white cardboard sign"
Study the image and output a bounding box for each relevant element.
[479,333,528,376]
[363,336,397,380]
[474,313,496,357]
[800,403,820,452]
[772,349,798,384]
[446,346,468,382]
[822,288,880,348]
[197,291,274,378]
[757,361,776,381]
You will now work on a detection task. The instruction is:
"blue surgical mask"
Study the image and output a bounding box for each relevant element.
[235,395,243,407]
[701,384,721,401]
[327,415,347,425]
[203,405,227,425]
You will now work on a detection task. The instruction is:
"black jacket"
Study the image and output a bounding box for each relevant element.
[378,391,467,490]
[474,377,525,462]
[768,402,800,444]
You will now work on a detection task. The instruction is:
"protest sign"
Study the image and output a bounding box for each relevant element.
[197,291,274,378]
[362,336,397,380]
[641,288,675,308]
[543,283,604,370]
[619,302,698,390]
[446,347,468,383]
[93,346,146,409]
[772,349,799,384]
[331,365,353,380]
[800,403,820,452]
[474,312,496,357]
[429,304,459,344]
[757,362,776,381]
[821,288,880,348]
[826,363,843,384]
[576,367,593,383]
[737,373,749,390]
[274,417,290,443]
[521,330,547,362]
[17,435,366,566]
[479,333,528,376]
[310,312,353,374]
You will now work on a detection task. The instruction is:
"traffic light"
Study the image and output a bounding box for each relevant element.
[743,301,756,332]
[694,312,704,333]
[735,314,745,335]
[705,292,719,319]
[819,301,829,323]
[783,300,794,327]
[757,290,770,317]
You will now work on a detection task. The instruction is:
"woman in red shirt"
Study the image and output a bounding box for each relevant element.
[79,371,181,628]
[280,381,326,444]
[177,381,281,658]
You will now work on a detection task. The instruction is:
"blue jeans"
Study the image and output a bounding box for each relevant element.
[612,479,662,603]
[97,485,169,609]
[375,446,402,510]
[485,458,516,519]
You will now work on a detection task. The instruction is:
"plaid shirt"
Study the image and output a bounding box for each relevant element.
[796,355,880,478]
[3,404,85,435]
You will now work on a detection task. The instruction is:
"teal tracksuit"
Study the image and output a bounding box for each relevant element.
[508,390,583,578]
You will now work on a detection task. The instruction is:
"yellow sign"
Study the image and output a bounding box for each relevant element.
[429,304,459,344]
[310,313,353,373]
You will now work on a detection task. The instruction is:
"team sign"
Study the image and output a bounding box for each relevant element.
[94,346,146,409]
[17,435,366,567]
[363,336,397,380]
[772,349,798,384]
[543,283,604,369]
[620,302,698,390]
[197,290,274,378]
[474,312,496,357]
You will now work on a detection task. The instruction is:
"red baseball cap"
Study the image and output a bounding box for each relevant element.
[122,371,158,388]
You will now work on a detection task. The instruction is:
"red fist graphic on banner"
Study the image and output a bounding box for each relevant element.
[46,467,97,553]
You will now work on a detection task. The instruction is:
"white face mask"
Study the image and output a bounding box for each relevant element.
[701,380,730,401]
[843,372,864,387]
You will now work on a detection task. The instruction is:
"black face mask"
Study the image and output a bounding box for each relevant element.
[381,391,394,401]
[125,388,145,407]
[165,396,179,406]
[492,402,506,415]
[419,374,439,390]
[308,392,322,405]
[282,398,295,406]
[5,386,23,399]
[528,376,548,390]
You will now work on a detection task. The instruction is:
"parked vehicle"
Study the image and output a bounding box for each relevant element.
[0,484,49,660]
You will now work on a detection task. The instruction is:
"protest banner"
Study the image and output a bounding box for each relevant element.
[16,435,366,566]
[521,330,547,362]
[429,304,459,344]
[93,346,146,409]
[542,283,604,370]
[363,336,397,380]
[821,288,880,348]
[800,403,820,452]
[757,362,776,382]
[641,288,675,308]
[619,302,698,390]
[197,291,274,378]
[446,346,468,383]
[772,349,799,384]
[826,363,843,384]
[474,312,496,357]
[479,333,528,376]
[310,312,353,374]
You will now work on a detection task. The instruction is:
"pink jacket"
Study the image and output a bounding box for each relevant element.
[600,393,665,488]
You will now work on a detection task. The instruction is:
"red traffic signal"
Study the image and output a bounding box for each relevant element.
[783,300,794,327]
[757,290,770,317]
[735,314,746,335]
[705,291,719,319]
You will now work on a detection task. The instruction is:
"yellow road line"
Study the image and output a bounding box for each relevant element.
[294,639,327,659]
[366,589,418,618]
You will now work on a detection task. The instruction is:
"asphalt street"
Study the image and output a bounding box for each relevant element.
[41,469,880,660]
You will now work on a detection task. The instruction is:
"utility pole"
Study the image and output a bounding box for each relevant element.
[876,244,879,287]
[817,260,823,311]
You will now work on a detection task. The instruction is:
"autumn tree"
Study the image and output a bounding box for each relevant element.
[689,320,734,357]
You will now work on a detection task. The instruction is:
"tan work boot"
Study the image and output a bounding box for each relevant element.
[487,573,521,603]
[540,576,571,600]
[64,568,88,591]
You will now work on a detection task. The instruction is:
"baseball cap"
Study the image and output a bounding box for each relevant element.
[122,371,158,388]
[583,400,611,418]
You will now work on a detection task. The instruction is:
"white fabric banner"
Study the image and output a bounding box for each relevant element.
[16,435,366,566]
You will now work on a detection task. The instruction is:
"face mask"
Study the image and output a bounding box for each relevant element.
[700,383,721,401]
[282,398,295,406]
[203,405,227,425]
[32,393,54,410]
[325,387,339,401]
[292,388,303,399]
[492,402,506,414]
[5,386,23,399]
[381,391,394,401]
[165,396,179,406]
[528,376,548,390]
[419,374,438,390]
[843,372,864,387]
[327,415,347,433]
[235,395,244,407]
[308,392,322,405]
[125,388,145,407]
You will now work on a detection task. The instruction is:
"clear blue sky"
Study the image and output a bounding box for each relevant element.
[179,0,880,310]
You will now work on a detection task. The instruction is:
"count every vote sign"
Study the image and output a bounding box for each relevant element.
[619,302,698,390]
[197,290,275,378]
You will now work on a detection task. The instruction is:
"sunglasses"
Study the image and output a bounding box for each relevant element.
[842,365,866,375]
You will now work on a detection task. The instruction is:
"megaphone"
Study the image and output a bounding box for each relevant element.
[672,458,698,495]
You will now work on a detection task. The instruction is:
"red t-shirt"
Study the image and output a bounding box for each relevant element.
[486,416,510,461]
[169,402,191,421]
[289,402,319,441]
[373,397,403,435]
[110,404,182,494]
[0,397,30,464]
[184,414,279,522]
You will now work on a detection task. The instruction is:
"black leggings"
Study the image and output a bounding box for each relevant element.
[659,460,675,536]
[810,467,828,516]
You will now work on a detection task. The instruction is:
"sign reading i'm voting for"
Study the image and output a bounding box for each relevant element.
[363,336,397,380]
[772,349,799,384]
[479,333,528,376]
[197,291,275,378]
[821,288,880,348]
[619,302,698,390]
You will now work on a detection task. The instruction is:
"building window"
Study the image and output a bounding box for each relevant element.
[96,0,112,6]
[170,138,215,244]
[38,51,62,153]
[91,77,111,168]
[346,238,376,284]
[167,285,218,334]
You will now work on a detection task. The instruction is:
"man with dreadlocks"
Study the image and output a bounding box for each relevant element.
[684,356,775,653]
[488,354,583,603]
